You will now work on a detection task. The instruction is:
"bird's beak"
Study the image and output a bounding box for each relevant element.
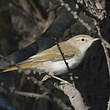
[93,38,99,42]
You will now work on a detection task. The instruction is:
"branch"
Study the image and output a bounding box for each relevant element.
[14,90,49,99]
[59,83,88,110]
[46,73,88,110]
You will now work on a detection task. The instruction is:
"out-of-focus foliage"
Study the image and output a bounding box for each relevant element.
[0,0,18,55]
[0,0,11,12]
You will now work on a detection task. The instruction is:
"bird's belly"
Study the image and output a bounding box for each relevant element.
[46,57,82,75]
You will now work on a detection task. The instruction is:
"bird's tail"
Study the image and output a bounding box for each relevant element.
[2,59,35,72]
[2,66,18,72]
[2,61,30,72]
[2,60,44,72]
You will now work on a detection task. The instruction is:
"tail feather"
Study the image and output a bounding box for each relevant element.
[2,66,18,72]
[2,61,34,72]
[2,61,44,72]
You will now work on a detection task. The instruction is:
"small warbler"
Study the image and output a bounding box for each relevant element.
[3,35,99,75]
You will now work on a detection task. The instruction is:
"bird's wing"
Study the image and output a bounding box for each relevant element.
[26,41,79,62]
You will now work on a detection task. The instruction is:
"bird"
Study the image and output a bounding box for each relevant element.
[3,35,99,75]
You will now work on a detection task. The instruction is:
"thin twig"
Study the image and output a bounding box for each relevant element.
[59,0,92,31]
[48,72,70,84]
[14,90,49,99]
[96,24,110,78]
[29,0,46,22]
[56,43,71,72]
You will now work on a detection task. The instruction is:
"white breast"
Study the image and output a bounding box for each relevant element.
[45,54,85,75]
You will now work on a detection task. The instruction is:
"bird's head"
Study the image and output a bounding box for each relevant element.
[68,35,99,53]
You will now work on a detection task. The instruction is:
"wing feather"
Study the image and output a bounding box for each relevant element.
[25,41,79,62]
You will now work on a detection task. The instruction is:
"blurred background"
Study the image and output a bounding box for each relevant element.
[0,0,110,110]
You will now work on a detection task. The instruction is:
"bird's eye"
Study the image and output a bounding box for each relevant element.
[81,38,85,41]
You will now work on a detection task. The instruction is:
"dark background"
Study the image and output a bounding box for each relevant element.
[0,0,109,110]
